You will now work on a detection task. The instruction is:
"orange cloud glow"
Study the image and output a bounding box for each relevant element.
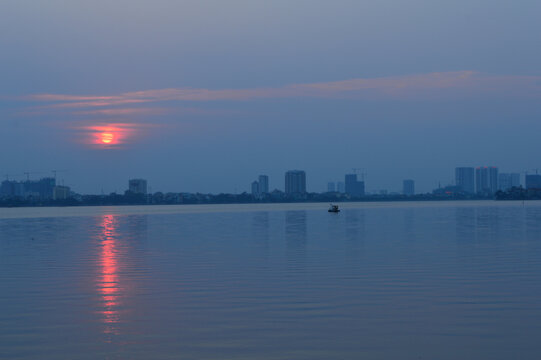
[77,123,151,149]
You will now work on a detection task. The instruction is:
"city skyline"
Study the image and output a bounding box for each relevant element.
[1,165,533,198]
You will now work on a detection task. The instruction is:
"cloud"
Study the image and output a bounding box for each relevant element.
[293,71,478,92]
[28,94,118,101]
[73,107,171,116]
[42,99,151,109]
[15,70,541,127]
[24,71,541,110]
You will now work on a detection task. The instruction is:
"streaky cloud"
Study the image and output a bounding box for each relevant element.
[73,107,172,116]
[42,99,151,109]
[24,71,541,109]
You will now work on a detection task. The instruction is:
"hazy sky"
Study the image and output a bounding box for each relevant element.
[1,0,540,194]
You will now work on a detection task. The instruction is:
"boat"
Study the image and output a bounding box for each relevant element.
[328,204,340,213]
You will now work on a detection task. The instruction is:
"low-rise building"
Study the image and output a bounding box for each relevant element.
[53,186,71,200]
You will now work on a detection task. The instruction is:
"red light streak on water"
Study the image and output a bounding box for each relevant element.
[98,215,121,335]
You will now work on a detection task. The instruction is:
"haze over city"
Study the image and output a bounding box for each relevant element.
[1,0,540,194]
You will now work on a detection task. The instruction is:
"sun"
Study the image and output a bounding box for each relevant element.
[83,124,138,148]
[101,133,114,144]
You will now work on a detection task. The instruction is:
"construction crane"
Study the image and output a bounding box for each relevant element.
[22,171,49,181]
[51,169,69,181]
[3,173,29,181]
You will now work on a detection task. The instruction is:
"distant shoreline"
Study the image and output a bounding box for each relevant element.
[2,187,537,209]
[0,195,496,209]
[2,199,540,220]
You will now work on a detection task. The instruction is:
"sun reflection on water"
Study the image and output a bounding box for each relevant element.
[98,215,121,335]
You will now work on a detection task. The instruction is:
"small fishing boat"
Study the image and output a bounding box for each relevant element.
[328,204,340,213]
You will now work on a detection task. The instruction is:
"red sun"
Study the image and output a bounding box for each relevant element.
[101,133,114,144]
[81,123,145,148]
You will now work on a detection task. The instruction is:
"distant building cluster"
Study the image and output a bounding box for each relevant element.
[251,169,367,200]
[455,166,524,195]
[121,168,541,204]
[251,175,269,198]
[0,177,71,200]
[3,164,541,208]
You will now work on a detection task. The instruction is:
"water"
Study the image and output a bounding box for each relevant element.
[1,201,541,359]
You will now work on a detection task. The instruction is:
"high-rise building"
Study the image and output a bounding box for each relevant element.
[258,175,269,194]
[129,179,148,195]
[345,174,356,193]
[39,178,56,199]
[285,170,306,195]
[327,182,336,192]
[476,167,498,194]
[476,167,488,193]
[344,174,365,197]
[251,181,260,196]
[489,167,498,193]
[510,173,521,188]
[455,167,475,193]
[403,179,415,196]
[498,173,520,191]
[525,174,541,189]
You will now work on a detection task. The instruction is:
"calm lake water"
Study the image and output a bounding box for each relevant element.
[1,201,541,359]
